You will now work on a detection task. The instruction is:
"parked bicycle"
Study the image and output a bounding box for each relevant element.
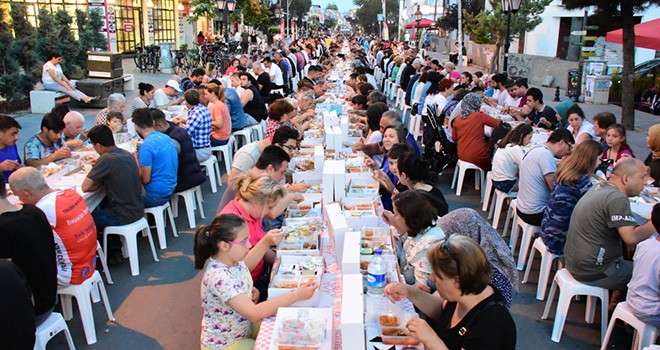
[134,45,161,73]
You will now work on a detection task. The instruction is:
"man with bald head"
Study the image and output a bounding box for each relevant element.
[62,111,88,149]
[9,167,97,287]
[565,158,656,292]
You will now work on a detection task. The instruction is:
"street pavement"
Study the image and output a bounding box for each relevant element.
[12,69,650,349]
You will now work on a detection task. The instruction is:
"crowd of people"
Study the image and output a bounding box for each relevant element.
[1,32,659,350]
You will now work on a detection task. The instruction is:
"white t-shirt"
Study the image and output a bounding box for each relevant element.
[496,89,511,109]
[42,62,63,84]
[517,145,556,215]
[568,120,595,142]
[491,144,526,182]
[269,64,284,86]
[153,88,173,107]
[367,130,384,167]
[627,235,660,320]
[505,95,522,108]
[232,141,262,172]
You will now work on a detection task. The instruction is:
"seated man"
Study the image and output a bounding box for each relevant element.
[153,80,184,109]
[24,113,71,167]
[226,125,300,185]
[0,115,21,180]
[525,87,558,130]
[238,72,268,122]
[565,158,656,293]
[82,125,144,259]
[262,57,284,91]
[9,167,97,287]
[132,108,178,208]
[177,89,212,162]
[516,128,574,226]
[151,109,206,193]
[224,80,257,132]
[0,172,57,326]
[217,145,307,216]
[62,111,89,149]
[179,67,205,92]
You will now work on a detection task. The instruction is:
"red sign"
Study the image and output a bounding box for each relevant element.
[124,22,134,32]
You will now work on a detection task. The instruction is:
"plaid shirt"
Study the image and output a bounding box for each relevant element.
[185,103,212,148]
[265,119,283,140]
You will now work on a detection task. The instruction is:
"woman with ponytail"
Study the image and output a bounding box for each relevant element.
[195,214,317,350]
[396,152,449,217]
[219,170,287,300]
[130,82,155,114]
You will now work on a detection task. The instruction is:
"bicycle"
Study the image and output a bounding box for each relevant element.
[172,49,189,75]
[134,45,161,73]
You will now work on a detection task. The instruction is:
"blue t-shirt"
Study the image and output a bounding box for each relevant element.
[138,131,178,199]
[225,87,247,130]
[0,144,21,180]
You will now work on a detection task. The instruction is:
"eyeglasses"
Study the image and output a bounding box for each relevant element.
[439,236,461,276]
[227,238,251,249]
[280,144,299,152]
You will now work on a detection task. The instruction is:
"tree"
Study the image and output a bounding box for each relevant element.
[437,0,483,32]
[353,0,399,38]
[562,0,660,130]
[326,3,339,10]
[187,0,219,24]
[54,10,82,78]
[35,8,59,62]
[10,3,37,77]
[87,8,108,51]
[463,0,550,73]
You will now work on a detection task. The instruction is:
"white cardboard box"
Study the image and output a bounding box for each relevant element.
[341,231,362,275]
[322,160,336,204]
[333,160,347,202]
[324,203,349,263]
[341,274,365,350]
[268,255,324,307]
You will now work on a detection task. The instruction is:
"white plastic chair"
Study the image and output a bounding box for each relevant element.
[171,185,205,228]
[542,269,609,343]
[211,135,234,175]
[510,215,541,271]
[601,302,659,350]
[522,237,562,301]
[231,128,253,150]
[58,271,115,345]
[488,189,518,229]
[33,312,75,350]
[451,159,485,197]
[199,155,222,193]
[103,218,159,276]
[96,242,113,284]
[144,201,178,250]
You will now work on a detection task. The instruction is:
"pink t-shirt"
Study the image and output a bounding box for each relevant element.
[210,101,231,142]
[219,199,266,281]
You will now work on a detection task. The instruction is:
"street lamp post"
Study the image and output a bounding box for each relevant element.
[414,5,422,51]
[216,0,235,43]
[501,0,522,73]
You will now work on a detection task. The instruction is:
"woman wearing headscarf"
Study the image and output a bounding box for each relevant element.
[645,124,660,187]
[451,93,502,171]
[438,208,518,307]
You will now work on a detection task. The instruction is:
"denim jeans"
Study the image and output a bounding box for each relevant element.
[143,192,169,208]
[92,207,124,251]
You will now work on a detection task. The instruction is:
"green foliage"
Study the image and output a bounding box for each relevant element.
[187,0,219,24]
[326,3,339,10]
[269,26,280,34]
[289,0,312,21]
[353,0,399,38]
[35,8,59,62]
[88,8,108,50]
[54,10,82,78]
[437,0,483,32]
[324,18,338,29]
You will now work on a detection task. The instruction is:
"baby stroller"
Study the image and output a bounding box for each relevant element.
[421,104,458,172]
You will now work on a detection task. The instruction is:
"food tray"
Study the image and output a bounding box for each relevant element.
[270,308,333,350]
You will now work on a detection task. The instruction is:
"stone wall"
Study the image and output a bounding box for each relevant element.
[506,53,579,91]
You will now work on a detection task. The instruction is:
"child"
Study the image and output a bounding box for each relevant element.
[602,123,635,162]
[195,214,317,350]
[106,111,131,144]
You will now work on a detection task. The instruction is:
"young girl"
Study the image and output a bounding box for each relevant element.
[602,123,635,162]
[195,214,317,350]
[490,123,533,193]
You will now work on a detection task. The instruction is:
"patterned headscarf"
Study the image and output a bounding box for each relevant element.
[460,92,482,119]
[438,208,519,294]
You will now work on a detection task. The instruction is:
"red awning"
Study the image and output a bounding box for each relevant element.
[605,18,660,51]
[405,18,435,29]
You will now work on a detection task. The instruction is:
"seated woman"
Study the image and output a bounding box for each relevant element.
[384,235,517,350]
[195,213,317,350]
[383,191,445,287]
[131,83,156,114]
[366,123,409,211]
[205,83,231,147]
[645,124,660,187]
[42,53,97,104]
[438,208,518,307]
[541,140,603,256]
[566,104,595,144]
[490,123,533,193]
[265,99,309,139]
[219,171,287,301]
[364,103,388,167]
[396,152,449,217]
[452,93,502,171]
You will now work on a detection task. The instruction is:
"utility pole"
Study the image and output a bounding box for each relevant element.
[457,0,463,73]
[382,0,386,40]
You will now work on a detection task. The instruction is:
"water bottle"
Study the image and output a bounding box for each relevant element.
[367,249,387,296]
